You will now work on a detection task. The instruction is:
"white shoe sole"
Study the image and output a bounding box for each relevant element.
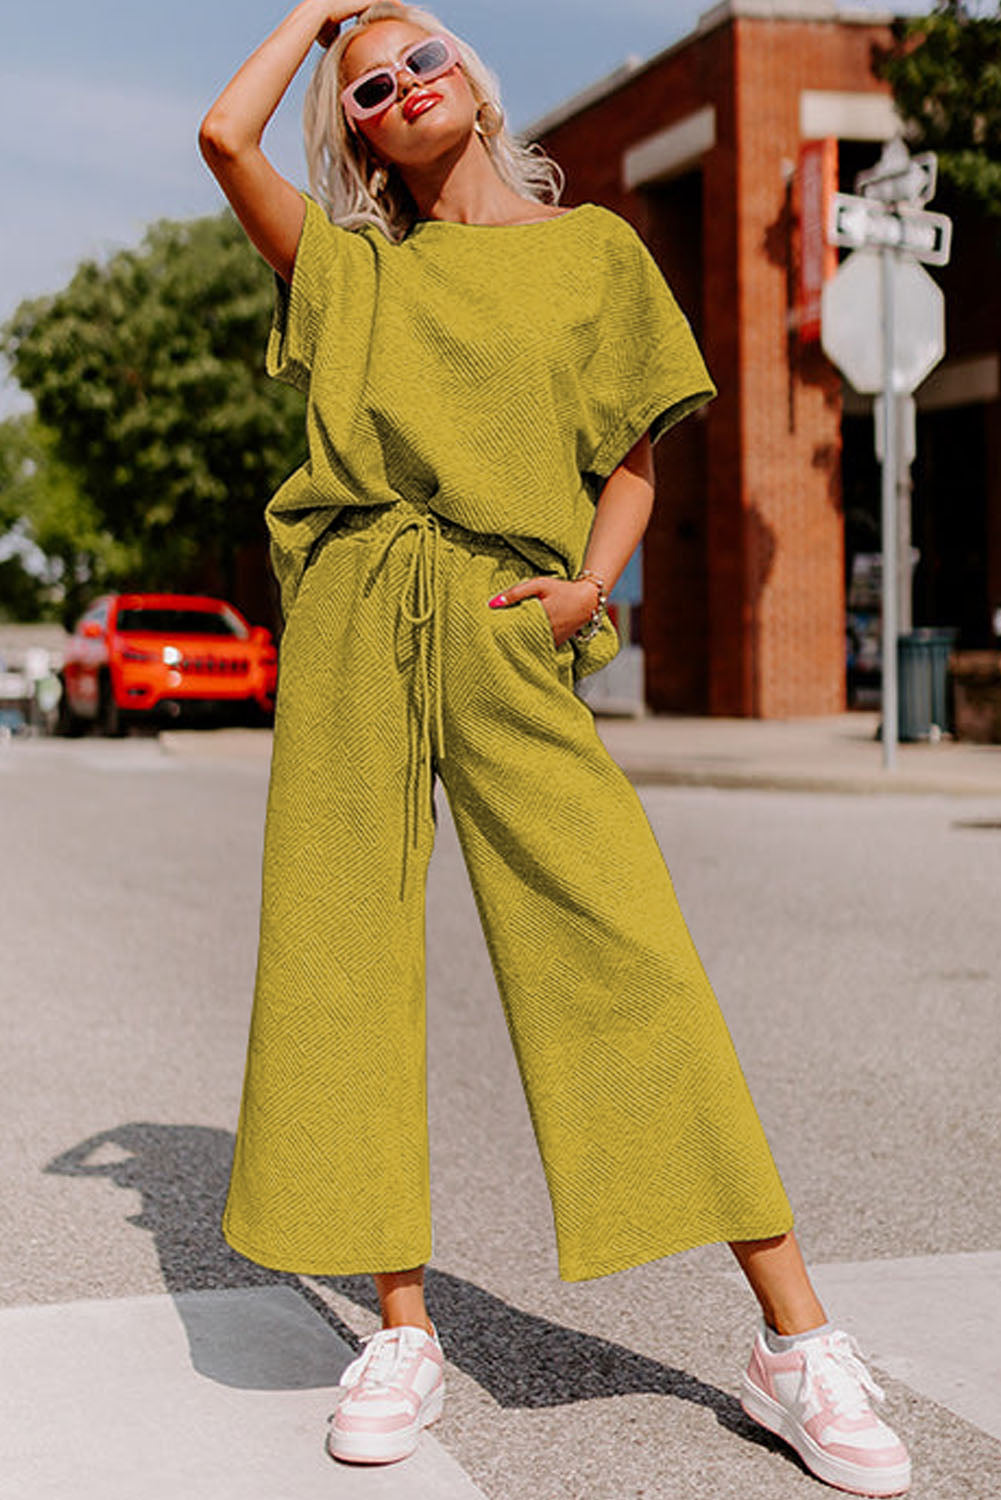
[327,1382,445,1465]
[740,1373,911,1497]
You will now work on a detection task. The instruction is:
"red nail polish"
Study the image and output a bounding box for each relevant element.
[488,594,507,608]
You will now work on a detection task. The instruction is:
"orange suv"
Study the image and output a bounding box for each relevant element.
[59,592,278,735]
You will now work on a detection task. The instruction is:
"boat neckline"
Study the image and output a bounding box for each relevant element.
[410,203,595,230]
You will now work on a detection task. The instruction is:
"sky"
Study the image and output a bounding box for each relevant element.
[1,0,934,418]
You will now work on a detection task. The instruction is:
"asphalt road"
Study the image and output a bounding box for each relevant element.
[2,730,1000,1499]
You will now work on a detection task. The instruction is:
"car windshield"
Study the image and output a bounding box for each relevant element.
[115,607,248,639]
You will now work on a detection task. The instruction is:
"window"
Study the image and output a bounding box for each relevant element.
[114,607,248,638]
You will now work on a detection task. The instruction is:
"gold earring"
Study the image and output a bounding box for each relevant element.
[369,165,389,196]
[474,100,503,138]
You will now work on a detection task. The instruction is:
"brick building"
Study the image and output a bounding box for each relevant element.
[524,0,1001,716]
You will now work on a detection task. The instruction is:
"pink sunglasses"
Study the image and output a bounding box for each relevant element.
[340,34,461,129]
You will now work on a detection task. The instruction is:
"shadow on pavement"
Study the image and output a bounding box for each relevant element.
[43,1121,788,1460]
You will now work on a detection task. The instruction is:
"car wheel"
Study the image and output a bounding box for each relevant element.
[244,700,274,728]
[99,673,127,737]
[54,676,86,737]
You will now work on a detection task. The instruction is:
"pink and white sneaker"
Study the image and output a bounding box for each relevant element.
[326,1323,445,1464]
[740,1323,911,1496]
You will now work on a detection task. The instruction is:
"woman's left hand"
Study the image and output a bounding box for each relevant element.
[488,576,600,649]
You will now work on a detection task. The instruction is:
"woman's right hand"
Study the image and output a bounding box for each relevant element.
[199,0,408,280]
[316,0,405,49]
[199,0,401,282]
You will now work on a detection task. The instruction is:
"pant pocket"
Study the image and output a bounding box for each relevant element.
[519,595,553,656]
[522,595,576,672]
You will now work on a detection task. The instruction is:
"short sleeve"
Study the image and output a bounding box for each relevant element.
[265,190,346,391]
[582,214,717,479]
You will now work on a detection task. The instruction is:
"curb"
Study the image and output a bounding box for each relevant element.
[613,765,1001,798]
[154,726,1001,799]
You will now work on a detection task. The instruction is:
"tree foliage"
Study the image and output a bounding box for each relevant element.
[0,210,306,593]
[0,413,137,624]
[878,0,1001,218]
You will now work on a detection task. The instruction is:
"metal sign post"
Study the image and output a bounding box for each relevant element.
[820,136,952,771]
[874,393,917,634]
[880,247,899,770]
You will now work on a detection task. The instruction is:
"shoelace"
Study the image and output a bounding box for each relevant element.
[335,1326,432,1397]
[799,1330,886,1420]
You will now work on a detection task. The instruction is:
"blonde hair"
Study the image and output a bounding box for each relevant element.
[302,1,565,242]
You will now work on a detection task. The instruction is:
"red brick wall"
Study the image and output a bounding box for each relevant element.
[700,26,748,716]
[733,18,892,715]
[535,13,895,715]
[539,25,742,713]
[643,174,710,714]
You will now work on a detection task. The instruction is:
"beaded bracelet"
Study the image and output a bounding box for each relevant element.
[570,567,608,643]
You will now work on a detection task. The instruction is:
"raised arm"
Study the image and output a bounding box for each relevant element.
[197,2,376,282]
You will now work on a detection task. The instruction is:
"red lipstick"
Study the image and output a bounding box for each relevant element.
[403,91,442,121]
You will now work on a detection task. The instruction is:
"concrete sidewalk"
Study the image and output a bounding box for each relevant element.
[159,710,1001,798]
[0,1287,487,1500]
[595,709,1001,797]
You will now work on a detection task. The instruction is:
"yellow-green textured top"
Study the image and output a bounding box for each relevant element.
[264,191,717,678]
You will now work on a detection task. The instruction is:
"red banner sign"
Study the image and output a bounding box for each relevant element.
[797,137,838,344]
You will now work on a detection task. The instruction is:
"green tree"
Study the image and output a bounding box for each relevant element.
[878,0,1001,218]
[0,413,138,624]
[0,550,46,623]
[0,210,306,593]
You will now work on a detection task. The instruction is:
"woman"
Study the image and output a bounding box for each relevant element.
[198,4,910,1493]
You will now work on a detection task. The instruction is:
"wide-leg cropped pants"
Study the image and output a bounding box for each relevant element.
[222,496,794,1282]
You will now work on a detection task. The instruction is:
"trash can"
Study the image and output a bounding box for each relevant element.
[897,628,958,741]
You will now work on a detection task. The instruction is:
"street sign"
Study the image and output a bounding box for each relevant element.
[797,138,838,344]
[821,136,953,775]
[821,248,944,394]
[855,139,937,206]
[829,193,952,265]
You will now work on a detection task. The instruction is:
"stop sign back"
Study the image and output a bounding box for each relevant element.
[820,248,945,394]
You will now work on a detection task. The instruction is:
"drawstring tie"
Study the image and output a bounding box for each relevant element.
[373,508,446,895]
